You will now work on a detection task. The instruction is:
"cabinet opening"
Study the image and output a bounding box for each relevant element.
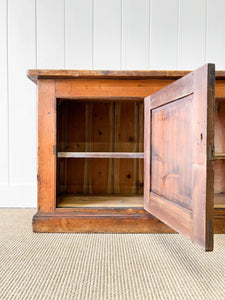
[56,99,144,208]
[214,101,225,208]
[214,160,225,208]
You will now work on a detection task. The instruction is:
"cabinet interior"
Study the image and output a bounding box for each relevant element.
[56,99,225,209]
[56,100,144,208]
[214,101,225,208]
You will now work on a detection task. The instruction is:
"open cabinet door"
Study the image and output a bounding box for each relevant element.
[144,64,215,251]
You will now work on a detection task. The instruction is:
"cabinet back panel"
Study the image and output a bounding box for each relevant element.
[214,160,225,194]
[56,100,144,196]
[57,100,144,152]
[214,160,225,208]
[57,158,143,195]
[215,102,225,154]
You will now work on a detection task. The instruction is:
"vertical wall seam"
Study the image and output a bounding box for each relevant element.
[6,0,9,185]
[35,0,38,187]
[147,0,150,69]
[35,0,37,68]
[120,0,123,69]
[205,0,208,63]
[176,0,180,70]
[64,0,66,68]
[92,0,95,69]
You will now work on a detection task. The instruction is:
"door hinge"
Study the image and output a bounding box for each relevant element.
[53,145,57,155]
[209,145,215,161]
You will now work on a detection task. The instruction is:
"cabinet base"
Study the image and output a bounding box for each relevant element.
[32,208,225,233]
[32,209,175,233]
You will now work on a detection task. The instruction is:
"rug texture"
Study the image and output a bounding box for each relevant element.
[0,209,224,300]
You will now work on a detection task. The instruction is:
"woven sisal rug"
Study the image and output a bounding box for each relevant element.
[0,209,224,299]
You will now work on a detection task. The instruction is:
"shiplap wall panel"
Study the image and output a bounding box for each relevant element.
[178,0,206,70]
[1,0,225,207]
[0,0,8,184]
[207,0,225,69]
[65,0,93,69]
[94,0,121,69]
[37,0,65,68]
[8,0,36,187]
[150,0,178,70]
[122,0,149,69]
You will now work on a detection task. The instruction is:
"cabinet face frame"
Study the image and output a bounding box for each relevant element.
[28,69,225,237]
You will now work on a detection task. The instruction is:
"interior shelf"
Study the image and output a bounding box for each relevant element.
[215,153,225,159]
[215,97,225,102]
[57,194,144,208]
[214,193,225,208]
[58,152,144,158]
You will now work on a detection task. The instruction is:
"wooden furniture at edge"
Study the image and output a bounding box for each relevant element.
[27,65,225,251]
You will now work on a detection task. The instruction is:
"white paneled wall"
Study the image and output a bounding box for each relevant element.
[0,0,225,207]
[122,0,149,69]
[150,0,178,69]
[178,0,206,69]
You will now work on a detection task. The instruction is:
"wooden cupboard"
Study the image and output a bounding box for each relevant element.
[27,64,225,251]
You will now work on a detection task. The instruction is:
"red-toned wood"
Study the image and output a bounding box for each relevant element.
[27,70,191,83]
[27,68,225,236]
[215,102,225,154]
[38,80,56,213]
[55,79,174,99]
[32,209,176,233]
[32,210,225,233]
[27,69,225,84]
[144,64,215,251]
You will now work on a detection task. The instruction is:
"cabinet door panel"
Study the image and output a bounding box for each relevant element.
[144,64,215,251]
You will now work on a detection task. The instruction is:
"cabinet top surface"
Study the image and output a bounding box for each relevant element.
[27,69,225,84]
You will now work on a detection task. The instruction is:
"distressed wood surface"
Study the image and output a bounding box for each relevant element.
[38,79,56,212]
[214,160,225,208]
[27,69,225,84]
[32,209,225,233]
[57,194,143,208]
[32,210,175,233]
[144,64,215,251]
[31,68,225,236]
[215,102,225,154]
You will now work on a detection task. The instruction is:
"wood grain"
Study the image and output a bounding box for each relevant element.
[30,68,225,236]
[214,160,225,196]
[215,102,225,154]
[27,70,190,83]
[214,194,225,208]
[55,79,175,99]
[151,95,193,209]
[32,208,225,233]
[32,210,176,233]
[38,79,56,212]
[57,194,143,208]
[114,102,137,193]
[144,64,215,251]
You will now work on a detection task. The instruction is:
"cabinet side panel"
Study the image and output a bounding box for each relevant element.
[38,80,56,212]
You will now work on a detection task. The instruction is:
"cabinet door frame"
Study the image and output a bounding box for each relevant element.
[144,64,215,251]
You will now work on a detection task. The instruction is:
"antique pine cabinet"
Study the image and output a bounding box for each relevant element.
[28,64,225,251]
